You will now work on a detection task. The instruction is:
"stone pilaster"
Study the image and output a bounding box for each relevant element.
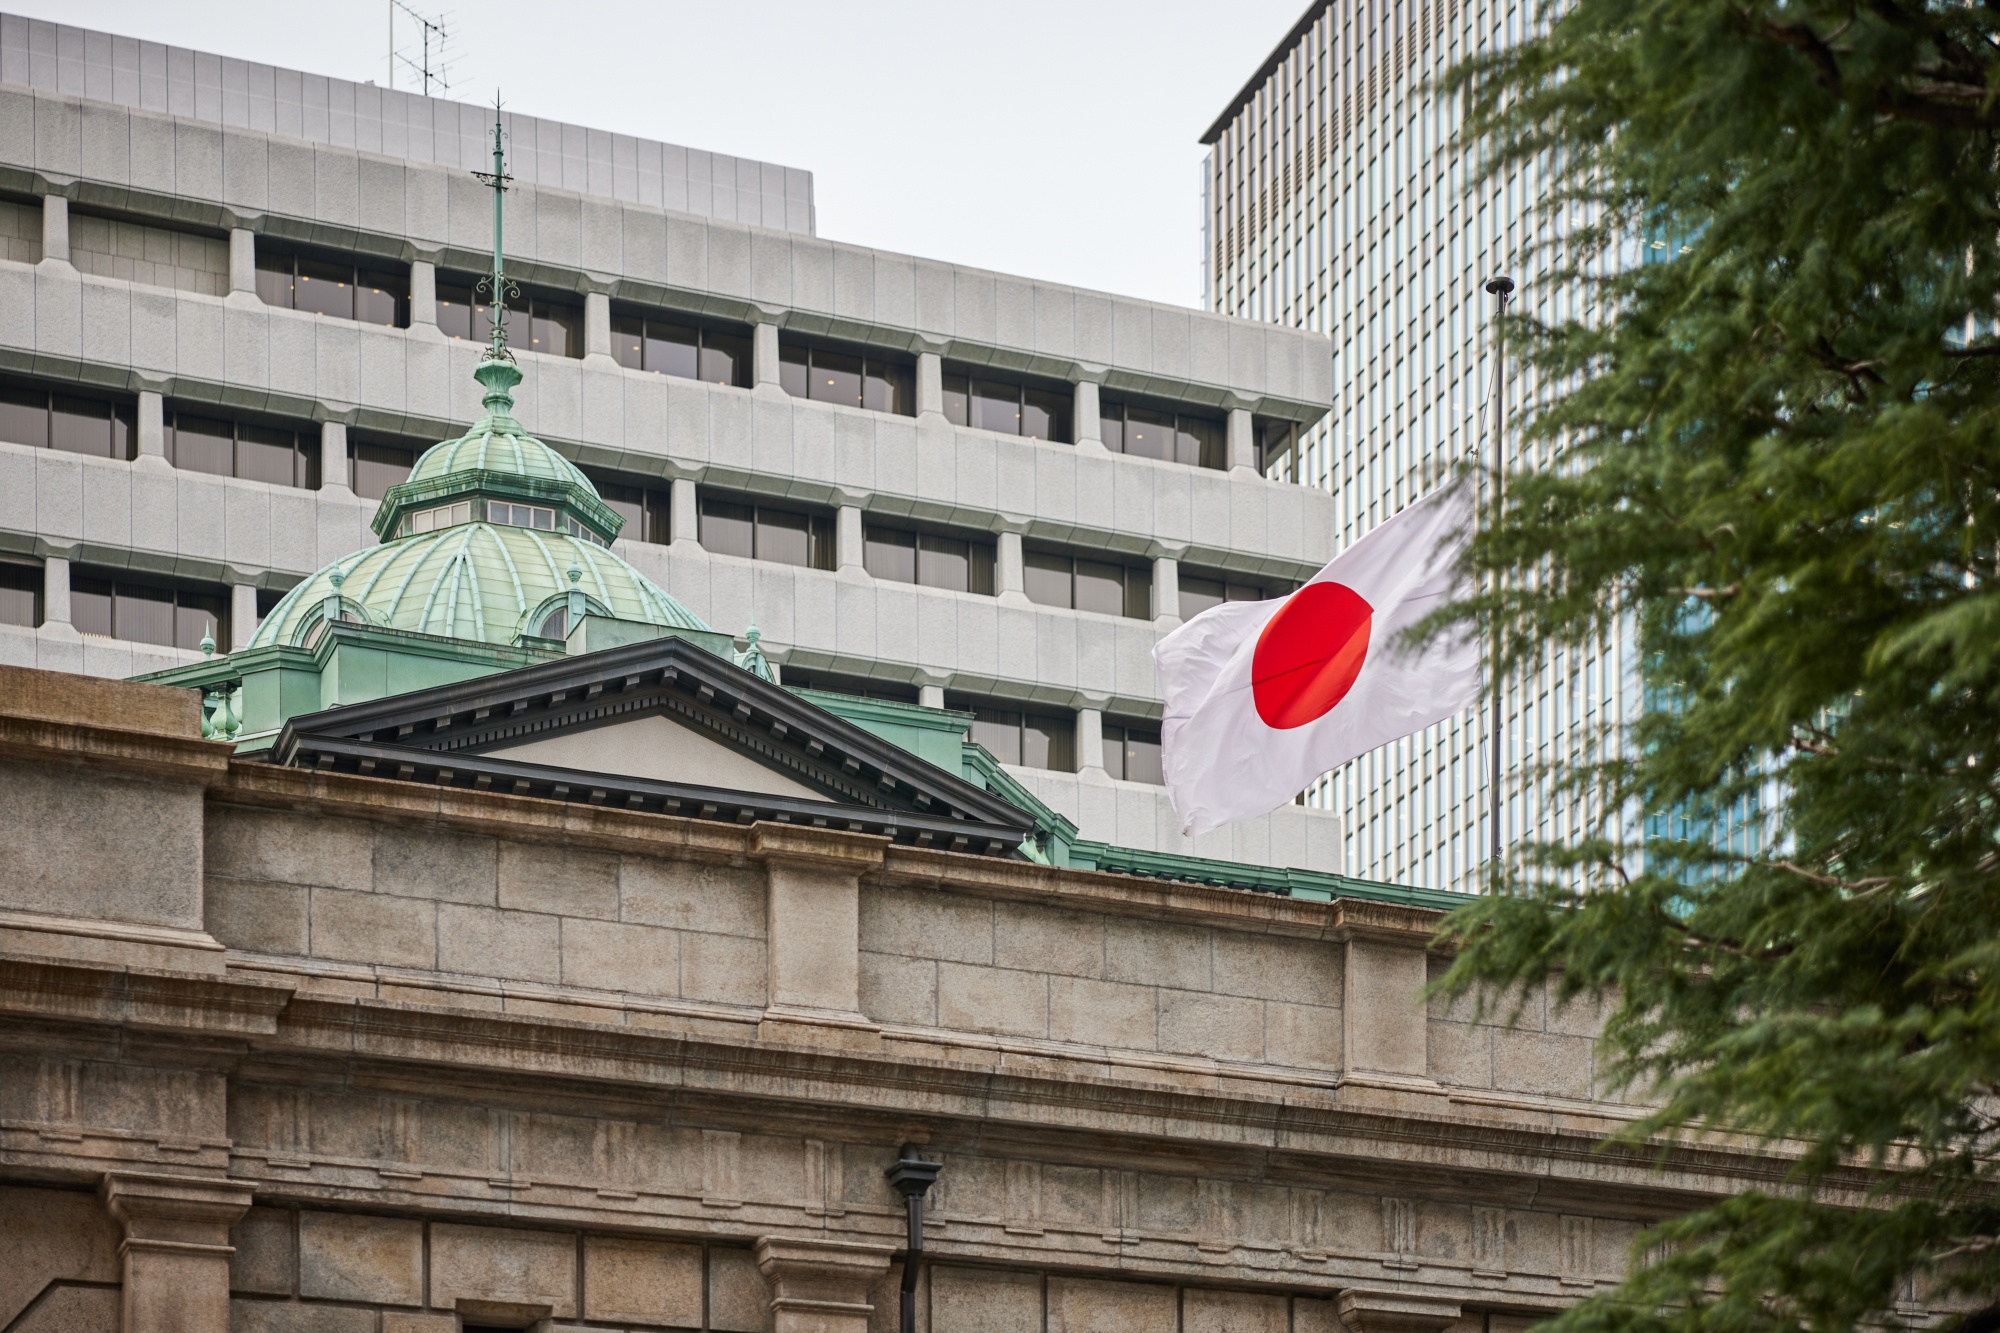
[40,193,69,264]
[755,825,886,1047]
[103,1172,254,1333]
[1072,378,1101,445]
[1152,554,1181,626]
[916,351,943,417]
[1227,406,1257,475]
[836,504,866,575]
[755,1236,894,1333]
[409,259,437,328]
[996,531,1029,609]
[228,229,256,296]
[670,478,700,549]
[754,322,783,388]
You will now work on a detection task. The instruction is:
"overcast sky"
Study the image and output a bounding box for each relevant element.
[20,0,1308,308]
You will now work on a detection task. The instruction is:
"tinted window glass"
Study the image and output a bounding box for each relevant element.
[254,252,293,308]
[351,441,415,501]
[779,343,810,398]
[612,314,645,370]
[647,322,700,379]
[355,269,405,327]
[756,506,814,567]
[293,257,353,319]
[918,533,972,593]
[175,589,227,652]
[1099,406,1123,453]
[0,562,40,627]
[1123,406,1174,461]
[50,396,116,458]
[972,380,1019,435]
[1073,560,1127,617]
[1180,575,1226,619]
[941,373,968,426]
[864,526,917,584]
[862,360,911,414]
[531,304,580,358]
[1023,551,1072,609]
[437,283,476,341]
[114,582,175,647]
[699,499,756,559]
[0,386,47,448]
[1022,712,1075,772]
[170,416,234,476]
[810,350,863,408]
[1178,416,1224,469]
[701,330,750,388]
[70,576,114,637]
[1021,387,1069,442]
[235,423,298,487]
[969,709,1022,765]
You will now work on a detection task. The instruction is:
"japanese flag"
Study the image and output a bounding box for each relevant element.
[1155,483,1480,837]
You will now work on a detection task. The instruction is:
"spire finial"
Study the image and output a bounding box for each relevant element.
[471,92,516,364]
[200,625,215,658]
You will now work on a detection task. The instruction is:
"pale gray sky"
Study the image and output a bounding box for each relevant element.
[20,0,1309,308]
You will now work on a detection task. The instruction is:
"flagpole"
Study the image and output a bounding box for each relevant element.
[1483,275,1514,868]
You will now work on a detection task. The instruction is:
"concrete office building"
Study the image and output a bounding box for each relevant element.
[1202,1,1630,891]
[0,12,1343,869]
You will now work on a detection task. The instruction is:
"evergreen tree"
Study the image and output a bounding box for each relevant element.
[1434,3,2000,1331]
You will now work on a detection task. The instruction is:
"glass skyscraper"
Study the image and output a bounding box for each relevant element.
[1202,0,1633,891]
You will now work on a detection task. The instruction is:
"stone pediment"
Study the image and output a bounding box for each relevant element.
[268,634,1035,856]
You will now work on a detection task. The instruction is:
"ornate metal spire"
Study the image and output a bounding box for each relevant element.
[470,94,517,363]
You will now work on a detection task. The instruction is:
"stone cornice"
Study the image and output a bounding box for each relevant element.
[0,951,1807,1213]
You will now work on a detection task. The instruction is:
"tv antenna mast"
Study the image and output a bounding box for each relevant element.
[387,1,457,99]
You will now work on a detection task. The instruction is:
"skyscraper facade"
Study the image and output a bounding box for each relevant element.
[1202,0,1632,891]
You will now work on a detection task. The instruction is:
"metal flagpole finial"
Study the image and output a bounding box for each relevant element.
[470,92,517,363]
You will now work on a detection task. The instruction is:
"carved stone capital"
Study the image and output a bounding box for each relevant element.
[755,1236,895,1333]
[1337,1289,1464,1333]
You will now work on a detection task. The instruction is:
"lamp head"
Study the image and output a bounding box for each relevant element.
[1484,275,1516,297]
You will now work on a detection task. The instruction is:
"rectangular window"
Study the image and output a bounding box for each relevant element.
[0,560,42,628]
[437,277,583,359]
[348,437,417,502]
[591,476,673,545]
[863,523,996,595]
[610,310,752,386]
[1022,549,1151,619]
[1102,719,1164,785]
[777,338,914,416]
[785,668,920,703]
[404,500,471,535]
[165,409,319,488]
[255,241,409,328]
[940,367,1072,443]
[1256,416,1302,482]
[698,494,834,570]
[947,693,1076,773]
[1101,396,1225,469]
[70,569,227,651]
[0,381,135,459]
[1179,571,1275,620]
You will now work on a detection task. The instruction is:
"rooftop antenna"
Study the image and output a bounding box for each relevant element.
[389,1,457,98]
[470,94,516,363]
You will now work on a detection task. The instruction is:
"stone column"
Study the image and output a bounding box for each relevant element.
[1336,1291,1463,1333]
[228,229,257,296]
[319,421,351,495]
[996,531,1029,608]
[102,1172,254,1333]
[1072,379,1101,447]
[1076,706,1105,776]
[1151,554,1180,626]
[916,351,944,417]
[754,322,783,388]
[755,1237,894,1333]
[836,505,865,574]
[231,584,258,651]
[40,194,69,264]
[1227,407,1257,475]
[135,391,170,470]
[670,478,700,549]
[409,259,437,328]
[1343,933,1434,1085]
[754,826,886,1047]
[42,555,73,631]
[918,684,946,710]
[584,291,612,360]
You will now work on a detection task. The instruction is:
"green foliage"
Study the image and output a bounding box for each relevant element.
[1432,2,2000,1330]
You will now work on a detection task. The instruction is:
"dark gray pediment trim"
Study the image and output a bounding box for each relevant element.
[270,634,1035,846]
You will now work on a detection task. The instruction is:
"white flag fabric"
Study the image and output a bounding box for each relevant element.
[1154,483,1481,838]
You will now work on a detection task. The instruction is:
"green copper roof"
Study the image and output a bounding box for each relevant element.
[371,361,624,544]
[247,522,708,650]
[250,351,707,652]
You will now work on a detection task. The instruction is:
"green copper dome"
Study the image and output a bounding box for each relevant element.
[247,358,710,651]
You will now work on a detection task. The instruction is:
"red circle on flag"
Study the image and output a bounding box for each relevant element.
[1251,582,1374,729]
